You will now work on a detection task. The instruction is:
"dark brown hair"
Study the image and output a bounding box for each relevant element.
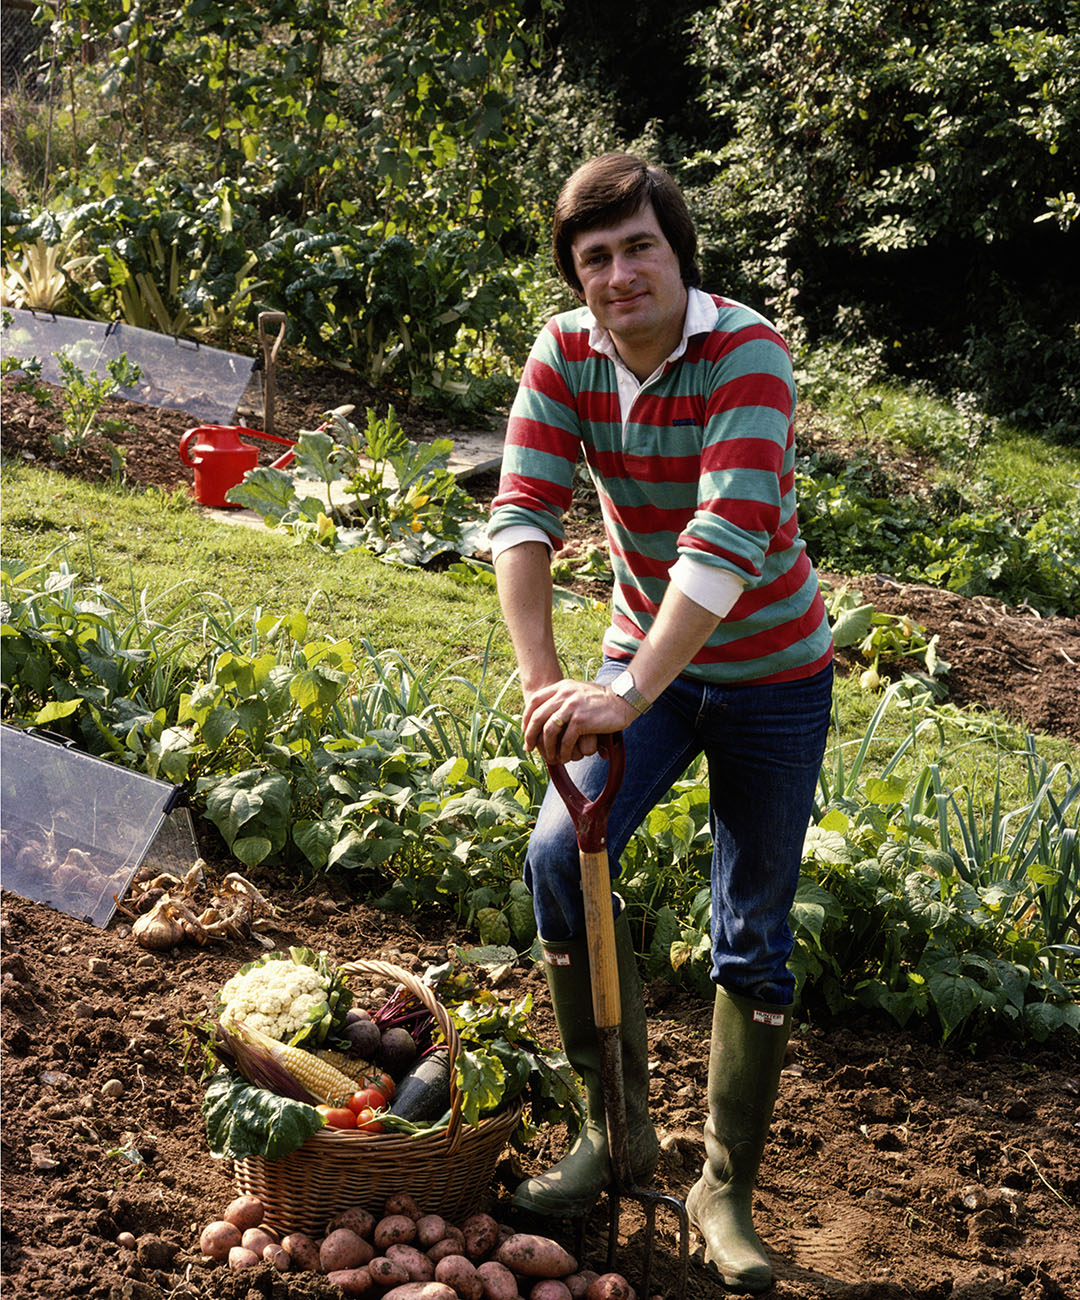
[552,153,701,295]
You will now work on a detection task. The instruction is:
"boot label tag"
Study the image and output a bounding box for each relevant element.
[545,951,573,966]
[753,1009,786,1027]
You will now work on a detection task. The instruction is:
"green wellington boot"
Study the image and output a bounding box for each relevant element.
[511,912,659,1217]
[685,986,792,1294]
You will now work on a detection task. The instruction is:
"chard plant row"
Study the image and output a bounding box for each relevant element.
[1,561,1076,1047]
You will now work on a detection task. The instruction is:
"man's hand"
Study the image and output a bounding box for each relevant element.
[523,678,638,765]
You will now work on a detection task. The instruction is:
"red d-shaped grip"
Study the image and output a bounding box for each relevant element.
[545,731,625,854]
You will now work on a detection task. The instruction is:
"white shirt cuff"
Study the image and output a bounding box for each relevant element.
[669,555,746,618]
[489,524,554,560]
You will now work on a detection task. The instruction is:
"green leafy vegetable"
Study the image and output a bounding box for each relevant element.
[431,963,582,1135]
[202,1069,325,1160]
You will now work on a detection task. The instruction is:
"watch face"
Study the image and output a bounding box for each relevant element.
[610,669,649,715]
[612,671,632,698]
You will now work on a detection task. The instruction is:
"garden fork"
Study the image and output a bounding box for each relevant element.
[546,732,689,1300]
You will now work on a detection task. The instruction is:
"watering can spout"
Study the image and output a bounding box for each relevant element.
[178,424,296,508]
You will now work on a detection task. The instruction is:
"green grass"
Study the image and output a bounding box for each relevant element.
[830,381,1080,511]
[968,424,1080,512]
[0,462,609,689]
[828,674,1077,800]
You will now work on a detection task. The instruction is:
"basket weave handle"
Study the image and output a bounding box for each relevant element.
[339,958,466,1155]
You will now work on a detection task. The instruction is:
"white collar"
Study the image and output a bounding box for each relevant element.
[585,286,718,366]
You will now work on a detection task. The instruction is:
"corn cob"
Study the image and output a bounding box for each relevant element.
[216,1017,357,1105]
[316,1049,373,1083]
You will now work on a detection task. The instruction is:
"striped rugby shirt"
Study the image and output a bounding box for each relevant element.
[489,288,834,685]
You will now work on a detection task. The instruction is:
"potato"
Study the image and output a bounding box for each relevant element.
[227,1245,260,1270]
[381,1284,459,1300]
[429,1236,470,1264]
[387,1243,436,1281]
[565,1271,599,1299]
[327,1266,376,1296]
[223,1194,264,1231]
[281,1232,321,1272]
[330,1207,377,1240]
[585,1274,635,1300]
[531,1283,572,1300]
[495,1223,517,1248]
[376,1214,419,1250]
[240,1227,277,1256]
[476,1260,520,1300]
[496,1234,577,1279]
[461,1212,499,1260]
[370,1256,412,1286]
[385,1191,424,1220]
[321,1227,373,1273]
[263,1243,291,1272]
[199,1220,241,1260]
[415,1214,449,1248]
[435,1253,483,1300]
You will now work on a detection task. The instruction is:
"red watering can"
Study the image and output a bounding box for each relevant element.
[178,425,297,508]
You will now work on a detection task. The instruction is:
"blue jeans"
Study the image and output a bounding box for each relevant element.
[524,659,833,1004]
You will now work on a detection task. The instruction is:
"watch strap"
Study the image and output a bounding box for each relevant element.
[612,669,652,716]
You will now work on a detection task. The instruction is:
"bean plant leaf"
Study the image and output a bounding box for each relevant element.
[647,906,682,976]
[201,704,239,749]
[34,698,81,723]
[803,826,853,864]
[291,665,348,713]
[477,906,511,946]
[1023,1001,1065,1042]
[292,818,337,869]
[790,878,842,949]
[927,970,981,1041]
[204,769,291,848]
[505,880,537,945]
[232,835,272,868]
[485,764,519,793]
[865,776,908,805]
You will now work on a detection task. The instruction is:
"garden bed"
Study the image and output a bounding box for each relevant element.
[2,879,1079,1300]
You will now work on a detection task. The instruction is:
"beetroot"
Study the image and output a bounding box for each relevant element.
[378,1026,419,1077]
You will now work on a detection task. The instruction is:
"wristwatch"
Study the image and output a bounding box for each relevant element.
[610,669,652,716]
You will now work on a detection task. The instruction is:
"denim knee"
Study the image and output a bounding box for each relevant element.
[523,782,590,942]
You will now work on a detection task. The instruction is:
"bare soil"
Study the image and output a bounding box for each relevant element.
[2,358,1079,1300]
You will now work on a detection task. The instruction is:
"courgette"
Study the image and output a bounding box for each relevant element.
[387,1047,452,1121]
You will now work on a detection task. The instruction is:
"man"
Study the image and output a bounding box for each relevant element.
[489,153,833,1293]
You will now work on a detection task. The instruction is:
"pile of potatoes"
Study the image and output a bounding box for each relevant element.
[198,1192,645,1300]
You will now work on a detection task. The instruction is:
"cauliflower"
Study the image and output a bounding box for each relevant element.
[219,957,331,1044]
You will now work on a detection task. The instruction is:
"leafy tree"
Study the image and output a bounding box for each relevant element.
[685,0,1080,432]
[333,0,541,242]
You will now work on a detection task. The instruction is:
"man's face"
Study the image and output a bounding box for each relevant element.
[569,202,688,360]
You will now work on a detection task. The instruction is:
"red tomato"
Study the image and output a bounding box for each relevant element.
[354,1107,385,1134]
[316,1105,358,1129]
[347,1087,386,1115]
[362,1070,395,1101]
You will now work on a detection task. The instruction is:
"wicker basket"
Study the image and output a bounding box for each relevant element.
[231,958,523,1237]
